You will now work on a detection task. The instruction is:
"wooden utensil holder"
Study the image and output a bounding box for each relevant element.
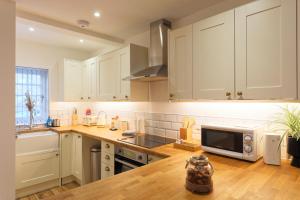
[180,128,192,141]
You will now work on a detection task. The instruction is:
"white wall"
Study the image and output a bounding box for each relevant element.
[16,39,92,101]
[0,1,16,199]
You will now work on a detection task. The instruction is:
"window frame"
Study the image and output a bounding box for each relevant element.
[15,66,49,126]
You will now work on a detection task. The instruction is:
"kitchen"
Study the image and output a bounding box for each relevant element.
[1,0,300,199]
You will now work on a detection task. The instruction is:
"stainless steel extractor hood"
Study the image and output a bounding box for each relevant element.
[128,19,171,81]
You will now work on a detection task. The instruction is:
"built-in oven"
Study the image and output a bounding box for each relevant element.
[114,146,148,174]
[201,124,264,162]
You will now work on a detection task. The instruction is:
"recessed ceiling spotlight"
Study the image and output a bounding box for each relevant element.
[28,27,35,32]
[79,39,84,43]
[94,11,101,18]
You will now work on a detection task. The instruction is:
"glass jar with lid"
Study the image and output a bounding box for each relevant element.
[185,154,214,193]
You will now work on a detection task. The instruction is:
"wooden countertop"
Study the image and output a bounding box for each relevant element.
[45,126,300,200]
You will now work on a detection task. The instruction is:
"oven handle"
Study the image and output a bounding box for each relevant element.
[115,158,139,169]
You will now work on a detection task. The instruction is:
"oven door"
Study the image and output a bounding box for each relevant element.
[114,155,144,175]
[201,128,243,153]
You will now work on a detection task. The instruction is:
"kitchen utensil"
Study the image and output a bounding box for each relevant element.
[52,119,61,127]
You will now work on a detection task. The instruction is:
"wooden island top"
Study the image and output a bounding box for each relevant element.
[43,126,300,200]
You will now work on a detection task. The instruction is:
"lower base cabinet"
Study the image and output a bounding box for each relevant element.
[101,141,115,179]
[60,133,83,184]
[16,151,60,190]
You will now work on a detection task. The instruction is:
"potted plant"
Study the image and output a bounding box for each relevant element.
[276,106,300,168]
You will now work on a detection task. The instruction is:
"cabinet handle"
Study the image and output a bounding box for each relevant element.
[105,166,110,171]
[105,155,110,160]
[105,144,110,149]
[237,91,243,100]
[225,92,231,100]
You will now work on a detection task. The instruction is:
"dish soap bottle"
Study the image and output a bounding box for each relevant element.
[71,108,78,126]
[46,116,53,127]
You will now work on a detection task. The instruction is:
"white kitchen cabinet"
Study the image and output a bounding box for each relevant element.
[60,133,73,178]
[193,10,235,100]
[16,151,59,190]
[101,141,114,179]
[235,0,297,100]
[72,133,83,183]
[98,52,119,101]
[82,57,98,101]
[168,25,193,100]
[98,44,149,101]
[58,59,84,101]
[16,132,59,191]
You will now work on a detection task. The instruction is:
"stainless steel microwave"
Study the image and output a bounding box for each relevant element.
[201,124,264,162]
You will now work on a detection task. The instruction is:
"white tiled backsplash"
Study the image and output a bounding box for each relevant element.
[50,108,268,140]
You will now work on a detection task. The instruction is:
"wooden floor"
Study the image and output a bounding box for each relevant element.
[17,182,80,200]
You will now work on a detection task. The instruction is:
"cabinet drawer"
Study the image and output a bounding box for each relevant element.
[101,151,114,165]
[101,141,114,155]
[101,163,114,179]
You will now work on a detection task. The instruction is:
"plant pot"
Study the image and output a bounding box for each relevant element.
[287,137,300,168]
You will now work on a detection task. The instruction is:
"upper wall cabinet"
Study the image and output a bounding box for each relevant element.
[98,51,120,101]
[235,0,297,100]
[82,57,98,101]
[193,10,235,100]
[58,59,83,101]
[98,44,149,101]
[168,25,193,100]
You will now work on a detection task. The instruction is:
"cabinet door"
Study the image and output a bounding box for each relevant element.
[61,133,73,178]
[64,60,83,101]
[98,53,119,101]
[82,57,98,101]
[193,10,235,100]
[72,134,82,182]
[235,0,296,99]
[169,25,193,100]
[118,47,130,100]
[16,151,59,190]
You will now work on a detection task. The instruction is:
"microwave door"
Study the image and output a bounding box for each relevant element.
[201,128,243,153]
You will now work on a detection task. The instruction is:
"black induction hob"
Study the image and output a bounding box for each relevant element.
[118,134,176,148]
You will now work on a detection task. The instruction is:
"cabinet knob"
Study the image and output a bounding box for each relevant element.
[105,166,110,171]
[148,157,153,162]
[88,97,91,100]
[64,134,68,138]
[125,95,128,99]
[113,96,116,99]
[237,91,243,100]
[56,153,59,157]
[80,97,84,100]
[78,135,81,138]
[225,92,231,100]
[169,93,175,101]
[105,155,110,160]
[105,144,110,149]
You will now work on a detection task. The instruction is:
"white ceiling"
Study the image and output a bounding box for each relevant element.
[16,18,121,53]
[16,0,227,40]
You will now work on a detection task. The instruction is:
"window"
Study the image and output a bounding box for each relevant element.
[16,67,49,125]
